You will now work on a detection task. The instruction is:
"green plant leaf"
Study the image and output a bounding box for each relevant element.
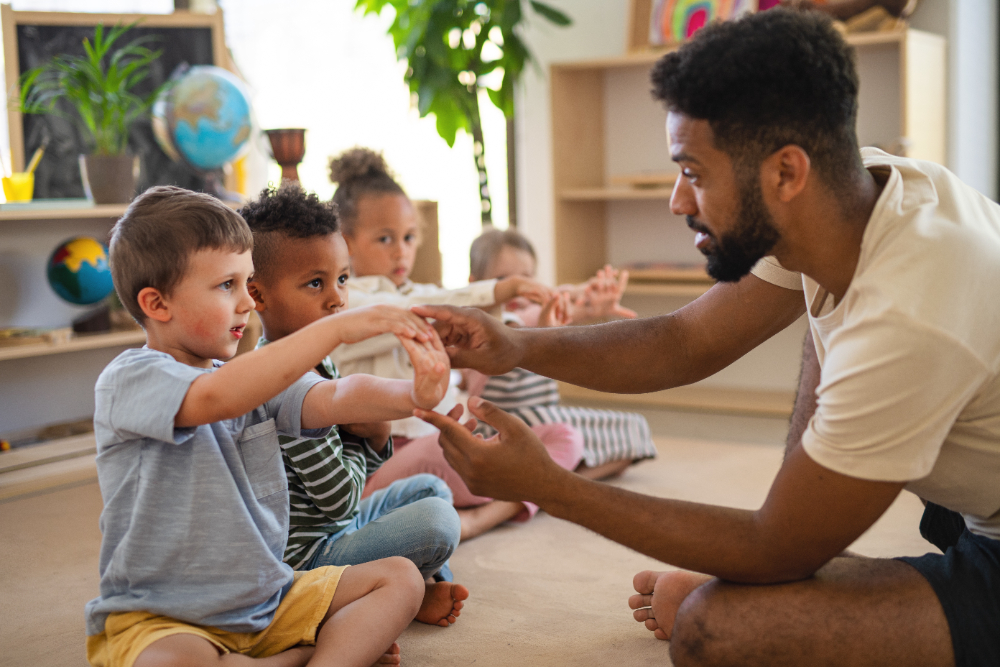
[529,1,571,26]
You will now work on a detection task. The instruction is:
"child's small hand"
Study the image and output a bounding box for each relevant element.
[332,304,434,346]
[538,292,573,328]
[398,329,451,410]
[571,265,638,321]
[495,276,555,306]
[340,421,392,452]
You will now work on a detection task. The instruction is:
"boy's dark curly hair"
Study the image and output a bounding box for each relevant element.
[329,147,406,236]
[239,184,340,283]
[651,9,861,191]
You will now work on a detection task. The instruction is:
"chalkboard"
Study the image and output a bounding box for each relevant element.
[1,9,227,200]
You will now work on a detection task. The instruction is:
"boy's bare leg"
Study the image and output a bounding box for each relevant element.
[576,459,631,480]
[457,500,524,540]
[311,557,424,667]
[135,634,316,667]
[628,557,954,667]
[417,582,470,627]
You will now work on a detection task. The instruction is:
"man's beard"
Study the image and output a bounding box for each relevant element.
[691,180,780,283]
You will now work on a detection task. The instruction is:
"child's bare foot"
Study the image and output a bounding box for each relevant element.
[372,641,401,665]
[628,569,712,640]
[416,582,470,626]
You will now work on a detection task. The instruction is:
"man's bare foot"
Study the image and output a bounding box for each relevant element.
[416,582,470,627]
[628,569,712,640]
[372,641,401,665]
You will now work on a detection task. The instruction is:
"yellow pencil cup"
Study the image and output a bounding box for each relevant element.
[2,172,34,202]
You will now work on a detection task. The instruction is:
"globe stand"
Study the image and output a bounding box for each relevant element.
[203,169,244,204]
[265,129,306,183]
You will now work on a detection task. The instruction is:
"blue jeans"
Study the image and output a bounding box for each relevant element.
[306,473,460,581]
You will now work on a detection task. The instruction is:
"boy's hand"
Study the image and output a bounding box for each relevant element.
[340,421,392,452]
[538,292,573,328]
[495,276,555,306]
[332,304,434,346]
[398,329,451,409]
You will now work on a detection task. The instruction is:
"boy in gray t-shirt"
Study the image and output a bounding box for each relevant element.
[85,186,459,667]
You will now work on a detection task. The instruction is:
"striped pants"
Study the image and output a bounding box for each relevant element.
[478,368,657,468]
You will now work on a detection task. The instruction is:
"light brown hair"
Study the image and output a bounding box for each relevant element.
[469,228,536,281]
[109,186,253,323]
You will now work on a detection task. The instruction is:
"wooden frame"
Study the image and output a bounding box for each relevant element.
[1,6,227,172]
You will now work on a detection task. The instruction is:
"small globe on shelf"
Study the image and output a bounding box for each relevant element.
[152,64,253,201]
[47,237,114,306]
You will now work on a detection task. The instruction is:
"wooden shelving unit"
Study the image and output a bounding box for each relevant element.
[549,27,946,413]
[0,330,145,362]
[560,382,796,418]
[0,203,128,222]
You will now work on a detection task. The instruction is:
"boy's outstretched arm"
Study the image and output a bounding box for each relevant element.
[301,331,451,429]
[175,305,434,427]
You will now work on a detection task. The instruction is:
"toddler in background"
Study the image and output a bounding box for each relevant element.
[466,228,657,479]
[328,147,585,539]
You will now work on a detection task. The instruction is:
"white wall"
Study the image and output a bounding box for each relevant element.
[911,0,998,198]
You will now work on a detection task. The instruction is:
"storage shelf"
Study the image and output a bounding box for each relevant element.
[625,281,712,298]
[0,329,145,362]
[560,187,674,201]
[559,382,795,418]
[0,204,128,222]
[554,28,909,70]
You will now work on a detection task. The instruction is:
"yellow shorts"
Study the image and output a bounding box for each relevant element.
[86,565,347,667]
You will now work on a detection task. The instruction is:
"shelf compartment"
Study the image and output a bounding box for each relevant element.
[0,204,128,222]
[560,187,673,201]
[559,382,795,418]
[625,282,712,298]
[0,329,145,362]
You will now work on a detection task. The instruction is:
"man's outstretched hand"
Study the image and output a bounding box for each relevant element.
[414,396,567,503]
[410,305,522,376]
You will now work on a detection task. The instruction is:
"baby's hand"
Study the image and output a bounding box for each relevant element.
[538,292,573,328]
[332,304,433,346]
[495,276,555,306]
[572,265,637,321]
[398,330,451,410]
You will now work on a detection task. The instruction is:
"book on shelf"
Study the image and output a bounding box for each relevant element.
[622,262,713,283]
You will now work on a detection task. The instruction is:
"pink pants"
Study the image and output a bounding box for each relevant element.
[363,423,584,522]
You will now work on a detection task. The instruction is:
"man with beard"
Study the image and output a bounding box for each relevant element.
[410,9,1000,667]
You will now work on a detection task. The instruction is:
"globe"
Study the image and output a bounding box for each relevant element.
[47,237,115,306]
[152,65,253,173]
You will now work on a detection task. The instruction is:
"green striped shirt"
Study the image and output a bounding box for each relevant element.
[257,339,392,569]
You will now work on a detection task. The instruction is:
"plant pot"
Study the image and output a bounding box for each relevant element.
[79,154,139,204]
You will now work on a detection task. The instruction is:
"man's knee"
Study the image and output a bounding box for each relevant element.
[669,583,733,667]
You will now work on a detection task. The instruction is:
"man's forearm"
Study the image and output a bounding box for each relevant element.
[534,469,799,583]
[512,277,805,394]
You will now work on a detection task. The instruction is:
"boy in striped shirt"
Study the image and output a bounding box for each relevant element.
[242,186,469,627]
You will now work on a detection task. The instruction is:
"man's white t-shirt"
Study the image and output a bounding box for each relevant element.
[752,148,1000,540]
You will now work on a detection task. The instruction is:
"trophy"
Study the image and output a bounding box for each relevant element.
[265,128,306,183]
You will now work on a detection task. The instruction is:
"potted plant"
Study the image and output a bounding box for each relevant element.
[17,23,165,204]
[355,0,571,227]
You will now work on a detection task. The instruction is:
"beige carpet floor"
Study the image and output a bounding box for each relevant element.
[0,435,933,667]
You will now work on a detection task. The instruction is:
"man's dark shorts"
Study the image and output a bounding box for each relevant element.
[898,502,1000,667]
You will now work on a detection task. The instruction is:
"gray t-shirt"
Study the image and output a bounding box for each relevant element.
[84,348,328,636]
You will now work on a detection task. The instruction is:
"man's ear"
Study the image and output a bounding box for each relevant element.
[763,145,811,204]
[137,287,171,323]
[247,280,266,312]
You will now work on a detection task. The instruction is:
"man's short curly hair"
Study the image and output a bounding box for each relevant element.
[239,184,340,284]
[651,9,862,190]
